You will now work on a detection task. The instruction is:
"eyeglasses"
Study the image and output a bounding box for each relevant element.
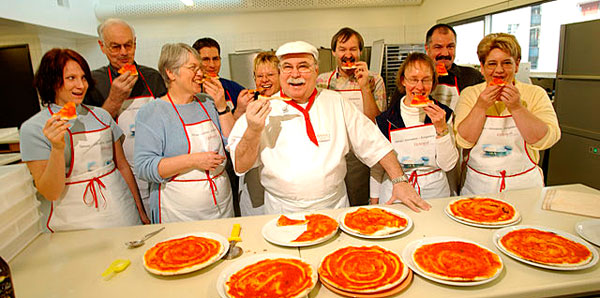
[404,77,433,86]
[484,60,515,71]
[201,57,221,63]
[182,65,202,74]
[105,42,135,54]
[280,63,314,74]
[255,72,278,80]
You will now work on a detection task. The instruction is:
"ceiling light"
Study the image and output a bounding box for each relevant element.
[179,0,194,6]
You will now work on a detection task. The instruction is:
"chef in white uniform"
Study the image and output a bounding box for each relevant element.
[21,48,147,232]
[371,53,458,202]
[455,33,560,195]
[228,41,430,214]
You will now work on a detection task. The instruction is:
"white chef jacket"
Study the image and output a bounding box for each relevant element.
[227,89,393,211]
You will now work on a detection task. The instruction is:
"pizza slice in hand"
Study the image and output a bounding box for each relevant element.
[436,62,448,76]
[248,87,266,95]
[489,77,506,86]
[118,64,138,76]
[341,61,357,70]
[410,95,432,107]
[56,102,77,120]
[204,72,220,80]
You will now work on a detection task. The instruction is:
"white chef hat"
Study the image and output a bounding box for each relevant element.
[275,41,319,60]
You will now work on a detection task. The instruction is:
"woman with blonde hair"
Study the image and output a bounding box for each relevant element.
[238,51,280,216]
[454,33,560,195]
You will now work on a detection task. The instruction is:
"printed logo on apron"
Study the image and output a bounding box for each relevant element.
[46,105,140,232]
[157,94,233,223]
[383,123,449,199]
[462,115,543,195]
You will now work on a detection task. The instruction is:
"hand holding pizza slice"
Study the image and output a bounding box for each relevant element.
[489,77,507,87]
[341,61,357,70]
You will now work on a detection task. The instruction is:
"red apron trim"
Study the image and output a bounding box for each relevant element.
[82,176,108,209]
[282,89,319,146]
[326,70,336,89]
[467,164,537,179]
[408,171,420,195]
[47,203,55,233]
[389,123,433,133]
[225,89,232,103]
[499,170,507,192]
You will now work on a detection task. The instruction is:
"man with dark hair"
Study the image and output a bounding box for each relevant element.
[424,23,485,196]
[193,37,250,216]
[316,27,387,207]
[425,23,484,110]
[84,18,167,214]
[192,37,250,120]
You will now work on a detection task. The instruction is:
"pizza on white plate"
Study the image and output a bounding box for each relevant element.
[412,240,503,282]
[343,207,408,236]
[498,228,593,267]
[447,197,520,226]
[225,257,317,298]
[277,214,338,243]
[143,235,224,275]
[319,245,406,293]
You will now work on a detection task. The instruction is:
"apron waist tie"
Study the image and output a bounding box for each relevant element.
[66,167,116,209]
[171,170,225,213]
[408,171,421,195]
[499,170,507,193]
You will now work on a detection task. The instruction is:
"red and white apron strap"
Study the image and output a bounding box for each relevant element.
[282,89,319,146]
[408,171,421,195]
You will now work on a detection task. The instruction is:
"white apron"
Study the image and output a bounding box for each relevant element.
[46,105,141,232]
[462,115,543,195]
[431,77,460,111]
[379,123,450,202]
[430,77,461,195]
[326,71,364,112]
[262,90,349,214]
[157,96,233,223]
[109,67,155,213]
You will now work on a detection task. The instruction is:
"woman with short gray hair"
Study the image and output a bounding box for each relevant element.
[134,43,235,223]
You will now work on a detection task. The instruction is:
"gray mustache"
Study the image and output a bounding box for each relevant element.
[287,78,306,84]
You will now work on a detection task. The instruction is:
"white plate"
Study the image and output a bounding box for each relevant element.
[338,206,413,239]
[493,225,599,271]
[577,220,600,247]
[444,198,521,228]
[318,245,409,293]
[216,253,317,298]
[143,232,229,276]
[402,236,503,286]
[261,213,338,247]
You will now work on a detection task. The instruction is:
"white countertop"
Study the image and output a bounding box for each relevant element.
[9,184,600,298]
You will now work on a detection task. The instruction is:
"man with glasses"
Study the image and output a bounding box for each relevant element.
[84,18,167,214]
[192,38,249,120]
[227,41,430,214]
[316,27,387,207]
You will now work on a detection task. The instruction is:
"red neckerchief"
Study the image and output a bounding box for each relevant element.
[281,89,319,146]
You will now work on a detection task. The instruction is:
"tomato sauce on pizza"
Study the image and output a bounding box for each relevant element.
[144,236,221,273]
[118,64,138,75]
[344,208,407,235]
[500,228,592,266]
[448,197,518,225]
[319,246,405,293]
[410,95,431,107]
[413,241,502,281]
[226,258,314,298]
[292,214,338,242]
[56,102,77,121]
[435,62,448,76]
[277,215,308,226]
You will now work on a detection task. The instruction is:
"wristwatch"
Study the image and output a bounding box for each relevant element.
[436,127,449,137]
[217,106,231,115]
[391,174,409,184]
